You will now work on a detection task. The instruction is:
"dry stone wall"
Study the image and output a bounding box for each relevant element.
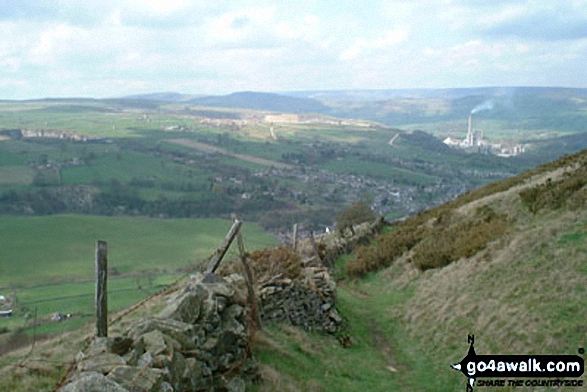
[58,219,385,391]
[255,219,385,333]
[257,267,340,333]
[59,273,256,392]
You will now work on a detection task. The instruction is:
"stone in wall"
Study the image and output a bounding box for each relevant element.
[59,273,257,392]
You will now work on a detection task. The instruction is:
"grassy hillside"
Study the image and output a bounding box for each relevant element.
[251,149,587,391]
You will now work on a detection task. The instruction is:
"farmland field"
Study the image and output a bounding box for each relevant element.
[0,166,34,185]
[0,215,277,287]
[0,214,277,339]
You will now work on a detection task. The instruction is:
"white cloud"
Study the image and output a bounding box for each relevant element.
[203,7,277,48]
[28,24,76,64]
[106,10,122,26]
[477,4,529,28]
[132,0,193,16]
[1,57,20,72]
[340,28,409,60]
[1,0,587,98]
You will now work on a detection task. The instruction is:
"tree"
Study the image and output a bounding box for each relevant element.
[336,200,376,235]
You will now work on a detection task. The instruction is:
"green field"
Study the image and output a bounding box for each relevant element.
[0,166,34,185]
[0,214,277,339]
[0,215,277,287]
[0,273,179,336]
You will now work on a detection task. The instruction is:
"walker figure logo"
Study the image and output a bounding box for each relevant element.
[451,335,584,391]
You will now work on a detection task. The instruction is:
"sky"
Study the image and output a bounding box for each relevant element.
[1,0,587,99]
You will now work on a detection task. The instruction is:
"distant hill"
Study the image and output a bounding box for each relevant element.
[119,92,200,102]
[112,88,587,139]
[285,87,587,138]
[514,132,587,167]
[284,86,587,102]
[189,91,330,114]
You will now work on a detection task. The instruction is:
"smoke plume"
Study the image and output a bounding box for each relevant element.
[471,100,494,114]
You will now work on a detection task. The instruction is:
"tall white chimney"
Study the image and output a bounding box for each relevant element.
[467,115,473,146]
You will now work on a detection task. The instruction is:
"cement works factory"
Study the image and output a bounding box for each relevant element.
[443,114,526,157]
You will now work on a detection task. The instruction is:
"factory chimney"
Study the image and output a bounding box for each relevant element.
[467,115,473,146]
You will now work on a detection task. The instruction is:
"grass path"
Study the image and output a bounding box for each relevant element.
[251,276,435,391]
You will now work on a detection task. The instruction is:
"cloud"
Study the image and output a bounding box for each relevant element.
[1,0,587,98]
[484,11,587,41]
[340,28,409,60]
[202,7,280,49]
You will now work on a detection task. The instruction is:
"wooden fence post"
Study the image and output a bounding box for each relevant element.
[292,223,298,252]
[237,232,262,330]
[309,231,322,260]
[205,220,242,274]
[95,240,108,338]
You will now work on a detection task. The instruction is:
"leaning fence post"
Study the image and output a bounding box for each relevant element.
[237,232,262,329]
[95,240,108,338]
[205,220,242,274]
[309,231,322,260]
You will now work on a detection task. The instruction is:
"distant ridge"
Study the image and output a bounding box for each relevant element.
[119,92,200,102]
[282,86,587,102]
[189,91,330,114]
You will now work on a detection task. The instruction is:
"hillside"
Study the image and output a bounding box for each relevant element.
[190,91,329,114]
[242,149,587,391]
[1,149,585,391]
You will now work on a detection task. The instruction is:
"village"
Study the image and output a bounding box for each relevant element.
[0,115,515,234]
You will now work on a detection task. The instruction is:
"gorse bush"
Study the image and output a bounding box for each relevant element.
[247,246,302,282]
[346,223,425,278]
[218,245,302,282]
[336,201,376,235]
[345,206,510,277]
[410,208,509,270]
[519,160,587,213]
[344,149,587,278]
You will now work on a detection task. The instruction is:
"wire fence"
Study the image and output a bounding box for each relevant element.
[0,221,251,391]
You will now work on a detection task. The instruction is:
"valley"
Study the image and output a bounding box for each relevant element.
[0,88,585,391]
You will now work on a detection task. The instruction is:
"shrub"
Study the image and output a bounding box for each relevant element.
[346,223,426,278]
[346,206,510,276]
[410,208,509,271]
[247,246,302,282]
[412,215,508,271]
[336,201,376,235]
[519,163,587,213]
